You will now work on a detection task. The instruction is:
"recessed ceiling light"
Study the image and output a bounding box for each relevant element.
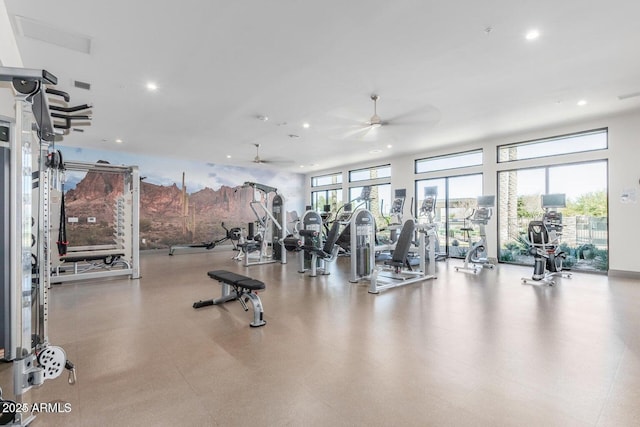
[299,165,305,168]
[303,123,310,129]
[369,149,382,154]
[577,100,587,106]
[257,115,269,122]
[387,144,393,149]
[525,29,540,40]
[226,155,231,159]
[146,82,158,91]
[115,138,123,144]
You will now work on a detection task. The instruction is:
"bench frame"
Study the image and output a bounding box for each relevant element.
[193,270,266,327]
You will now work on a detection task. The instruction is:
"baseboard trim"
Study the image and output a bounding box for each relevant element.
[608,269,640,279]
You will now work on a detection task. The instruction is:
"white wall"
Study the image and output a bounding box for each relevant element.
[306,108,640,274]
[0,0,22,118]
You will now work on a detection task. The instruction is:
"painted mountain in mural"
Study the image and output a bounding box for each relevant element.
[64,163,268,250]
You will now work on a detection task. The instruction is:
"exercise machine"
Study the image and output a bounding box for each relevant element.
[283,205,343,275]
[348,209,377,283]
[293,209,322,272]
[455,195,496,274]
[334,186,372,254]
[294,210,328,276]
[522,193,572,286]
[237,182,287,266]
[1,66,78,426]
[376,188,406,258]
[369,219,437,294]
[169,222,241,255]
[417,186,446,261]
[49,160,140,283]
[285,208,343,277]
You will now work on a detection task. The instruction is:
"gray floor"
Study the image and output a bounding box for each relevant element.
[1,250,639,426]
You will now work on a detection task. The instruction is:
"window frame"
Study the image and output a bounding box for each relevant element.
[311,172,343,187]
[415,149,483,174]
[348,164,391,183]
[496,128,608,164]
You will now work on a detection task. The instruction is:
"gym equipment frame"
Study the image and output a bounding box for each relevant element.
[522,194,572,286]
[49,160,140,283]
[193,270,266,327]
[1,66,78,427]
[369,219,437,294]
[455,195,496,274]
[348,209,377,283]
[238,182,287,266]
[295,210,330,276]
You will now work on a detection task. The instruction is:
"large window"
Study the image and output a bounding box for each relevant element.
[349,164,391,182]
[415,150,483,174]
[311,172,342,187]
[415,174,483,258]
[310,172,343,213]
[349,183,391,229]
[311,189,343,213]
[498,129,607,163]
[498,160,608,272]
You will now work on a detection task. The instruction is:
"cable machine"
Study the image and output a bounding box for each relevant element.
[238,182,287,266]
[1,66,80,426]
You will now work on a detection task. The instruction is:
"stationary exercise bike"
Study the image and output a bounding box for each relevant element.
[521,194,572,286]
[455,195,496,274]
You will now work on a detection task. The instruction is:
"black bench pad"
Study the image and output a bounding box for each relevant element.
[207,270,265,291]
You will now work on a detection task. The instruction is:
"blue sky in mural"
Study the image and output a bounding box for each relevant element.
[58,146,305,212]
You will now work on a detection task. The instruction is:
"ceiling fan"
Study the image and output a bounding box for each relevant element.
[251,143,293,165]
[253,143,269,163]
[347,94,384,138]
[336,94,441,140]
[337,94,394,140]
[368,94,383,128]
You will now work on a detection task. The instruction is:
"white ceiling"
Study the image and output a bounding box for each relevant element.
[4,0,640,173]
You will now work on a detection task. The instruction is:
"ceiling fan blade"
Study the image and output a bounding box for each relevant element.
[384,104,441,126]
[256,158,295,165]
[342,126,372,139]
[359,125,379,140]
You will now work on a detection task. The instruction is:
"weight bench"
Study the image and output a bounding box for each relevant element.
[193,270,266,327]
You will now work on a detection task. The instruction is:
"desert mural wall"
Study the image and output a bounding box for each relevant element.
[58,146,305,250]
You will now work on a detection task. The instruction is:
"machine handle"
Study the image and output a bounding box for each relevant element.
[65,360,77,385]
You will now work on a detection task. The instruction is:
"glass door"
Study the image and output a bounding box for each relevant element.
[415,174,483,258]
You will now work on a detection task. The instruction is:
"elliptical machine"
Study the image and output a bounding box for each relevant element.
[521,194,572,286]
[455,195,496,274]
[417,186,446,261]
